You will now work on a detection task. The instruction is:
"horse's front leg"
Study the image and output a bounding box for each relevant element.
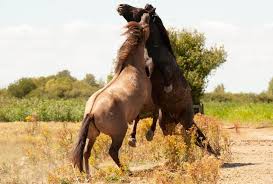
[146,109,159,141]
[128,115,140,147]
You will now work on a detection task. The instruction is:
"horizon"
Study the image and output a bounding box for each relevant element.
[0,0,273,93]
[0,69,270,95]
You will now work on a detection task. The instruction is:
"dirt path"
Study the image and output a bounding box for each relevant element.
[220,127,273,184]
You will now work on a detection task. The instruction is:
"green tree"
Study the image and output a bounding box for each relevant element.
[107,73,114,83]
[66,81,98,98]
[57,70,73,79]
[83,73,97,87]
[213,84,225,93]
[7,78,37,98]
[0,89,8,97]
[169,29,227,104]
[267,77,273,96]
[45,77,73,98]
[97,78,105,87]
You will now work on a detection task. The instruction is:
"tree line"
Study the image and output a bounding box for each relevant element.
[203,82,273,103]
[0,70,103,99]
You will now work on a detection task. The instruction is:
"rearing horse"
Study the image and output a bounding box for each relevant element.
[72,13,152,176]
[117,4,218,156]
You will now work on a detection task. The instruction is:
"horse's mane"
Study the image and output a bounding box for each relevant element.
[153,15,175,57]
[115,21,145,74]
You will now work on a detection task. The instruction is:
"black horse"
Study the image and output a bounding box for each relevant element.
[117,4,218,156]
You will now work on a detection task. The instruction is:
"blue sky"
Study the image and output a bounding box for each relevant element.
[0,0,273,93]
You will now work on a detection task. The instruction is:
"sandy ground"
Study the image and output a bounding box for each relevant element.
[220,127,273,184]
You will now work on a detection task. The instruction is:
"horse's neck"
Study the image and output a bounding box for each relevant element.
[126,44,145,71]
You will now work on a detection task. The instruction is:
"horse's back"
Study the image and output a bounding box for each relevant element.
[85,68,151,125]
[150,47,194,122]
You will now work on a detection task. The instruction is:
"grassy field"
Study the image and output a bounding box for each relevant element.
[0,97,272,125]
[0,115,231,183]
[205,102,273,125]
[0,97,85,122]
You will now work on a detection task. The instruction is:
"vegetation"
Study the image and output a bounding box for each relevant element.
[203,92,273,103]
[5,70,102,99]
[213,84,225,94]
[204,102,273,125]
[0,97,85,122]
[7,78,37,98]
[0,115,230,183]
[267,77,273,96]
[0,96,272,125]
[201,83,273,125]
[169,29,227,104]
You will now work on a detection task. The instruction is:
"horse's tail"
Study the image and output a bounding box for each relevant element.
[72,113,94,172]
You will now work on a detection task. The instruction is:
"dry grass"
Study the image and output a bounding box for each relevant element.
[0,114,231,183]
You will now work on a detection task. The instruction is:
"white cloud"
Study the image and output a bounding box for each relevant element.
[193,21,273,93]
[0,22,125,88]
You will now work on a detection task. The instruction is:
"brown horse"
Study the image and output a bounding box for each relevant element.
[72,13,152,176]
[117,4,218,156]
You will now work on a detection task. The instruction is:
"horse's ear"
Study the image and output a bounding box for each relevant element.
[145,4,154,9]
[144,4,156,13]
[151,8,156,14]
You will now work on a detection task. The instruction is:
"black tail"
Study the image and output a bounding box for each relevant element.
[192,121,219,156]
[72,114,94,172]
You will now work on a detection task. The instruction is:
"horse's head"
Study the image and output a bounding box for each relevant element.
[122,13,150,43]
[117,4,156,21]
[117,4,147,22]
[115,13,150,74]
[117,4,154,44]
[117,4,174,57]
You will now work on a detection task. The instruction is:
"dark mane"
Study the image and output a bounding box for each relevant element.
[153,16,175,57]
[115,21,144,74]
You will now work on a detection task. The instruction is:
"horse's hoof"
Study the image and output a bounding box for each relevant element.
[86,174,91,182]
[128,137,136,147]
[164,84,173,93]
[126,169,133,176]
[146,129,154,141]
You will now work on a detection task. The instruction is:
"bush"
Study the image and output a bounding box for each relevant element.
[8,78,37,98]
[267,77,273,95]
[169,29,227,104]
[3,70,102,99]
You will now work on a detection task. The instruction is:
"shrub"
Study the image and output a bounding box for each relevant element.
[267,77,273,95]
[8,78,37,98]
[169,29,227,104]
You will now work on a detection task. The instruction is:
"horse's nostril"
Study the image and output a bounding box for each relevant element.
[118,4,124,8]
[117,4,125,14]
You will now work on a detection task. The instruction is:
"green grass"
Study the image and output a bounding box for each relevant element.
[0,97,272,124]
[0,97,85,122]
[204,102,273,125]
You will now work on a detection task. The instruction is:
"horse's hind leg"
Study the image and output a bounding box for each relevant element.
[84,125,100,177]
[192,122,219,156]
[109,132,126,170]
[182,116,218,156]
[128,115,140,147]
[146,110,159,141]
[158,109,172,136]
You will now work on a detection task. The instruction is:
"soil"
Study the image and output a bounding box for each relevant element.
[220,127,273,184]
